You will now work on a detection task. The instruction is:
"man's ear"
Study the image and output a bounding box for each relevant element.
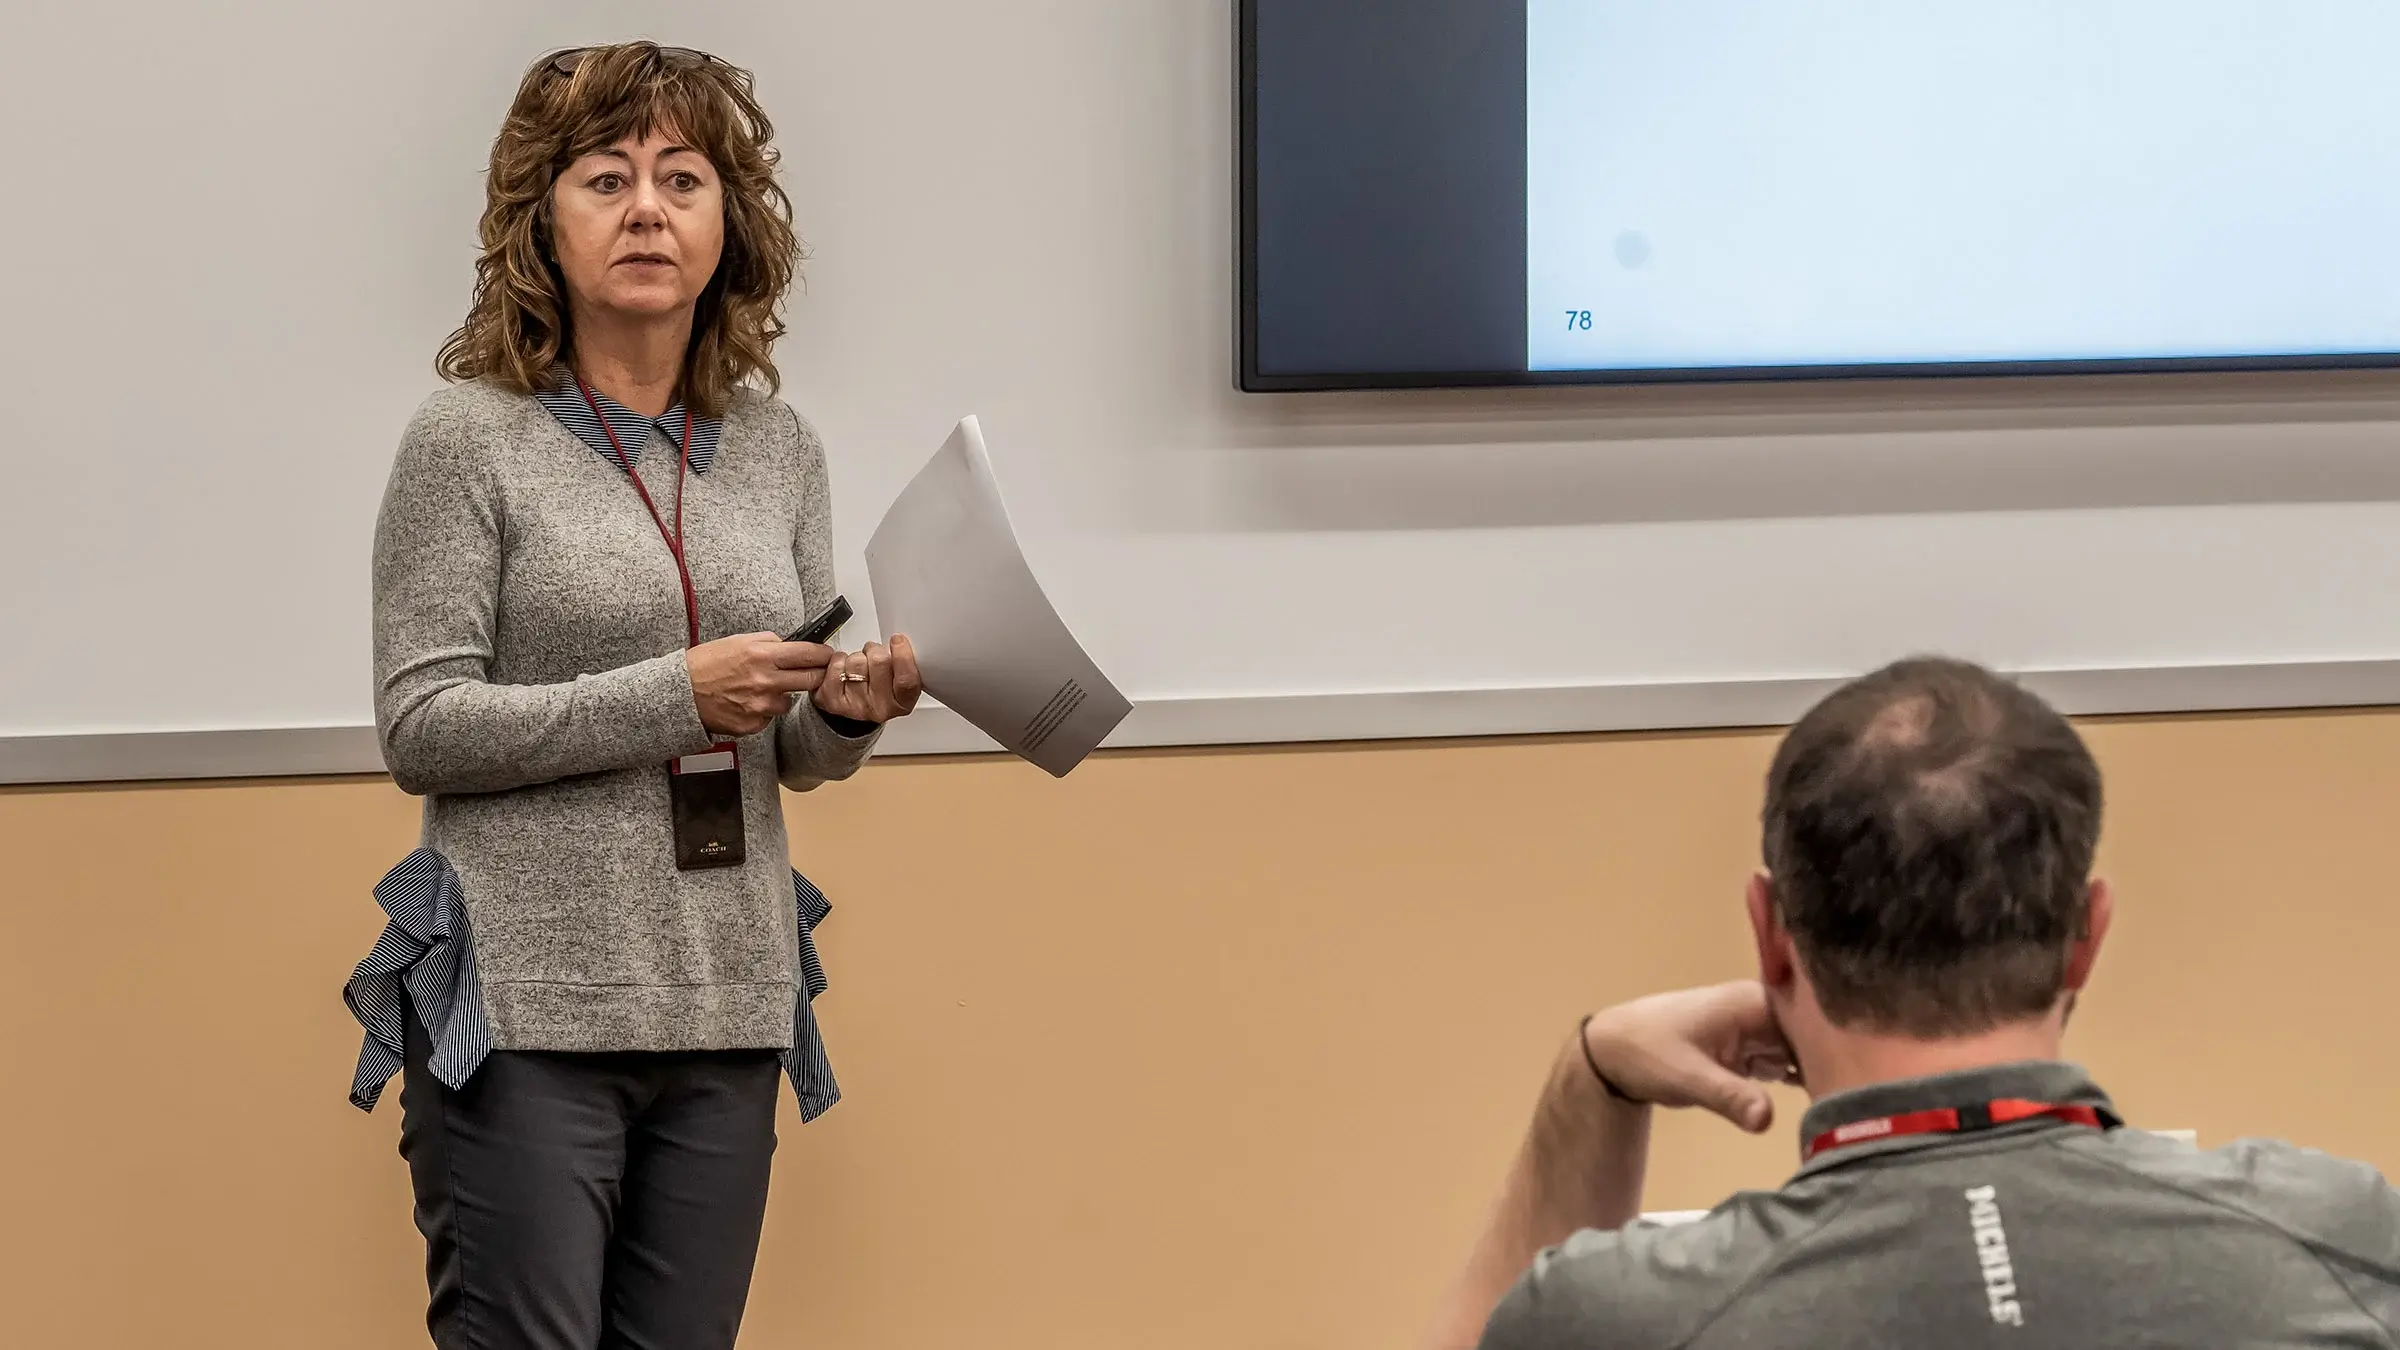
[1748,873,1797,994]
[2062,877,2113,994]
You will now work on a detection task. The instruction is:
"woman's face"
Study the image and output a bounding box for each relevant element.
[549,129,726,324]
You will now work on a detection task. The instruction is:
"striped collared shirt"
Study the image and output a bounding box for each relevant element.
[532,364,726,473]
[344,851,839,1121]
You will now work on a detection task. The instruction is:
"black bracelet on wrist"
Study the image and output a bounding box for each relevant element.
[1577,1013,1643,1104]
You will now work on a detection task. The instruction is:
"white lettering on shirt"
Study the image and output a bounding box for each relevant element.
[1832,1117,1896,1145]
[1964,1185,2025,1326]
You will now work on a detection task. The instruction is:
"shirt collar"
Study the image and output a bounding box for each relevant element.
[1792,1060,2119,1177]
[535,364,724,474]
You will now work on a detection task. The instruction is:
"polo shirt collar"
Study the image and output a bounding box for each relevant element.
[535,364,724,474]
[1793,1060,2120,1177]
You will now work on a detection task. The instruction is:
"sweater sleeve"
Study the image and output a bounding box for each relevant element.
[373,400,715,796]
[774,405,882,792]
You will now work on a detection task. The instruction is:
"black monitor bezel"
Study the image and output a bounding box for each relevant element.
[1235,0,2400,393]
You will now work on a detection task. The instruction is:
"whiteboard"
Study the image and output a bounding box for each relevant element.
[7,1,2400,782]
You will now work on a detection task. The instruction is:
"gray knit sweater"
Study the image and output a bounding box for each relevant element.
[371,377,878,1055]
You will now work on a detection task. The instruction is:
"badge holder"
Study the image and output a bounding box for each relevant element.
[669,742,746,870]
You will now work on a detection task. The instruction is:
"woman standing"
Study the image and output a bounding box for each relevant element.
[343,42,918,1349]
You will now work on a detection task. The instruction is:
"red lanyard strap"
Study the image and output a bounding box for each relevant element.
[577,376,700,648]
[1804,1099,2113,1163]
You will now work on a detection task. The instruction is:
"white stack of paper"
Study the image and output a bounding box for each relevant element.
[864,416,1132,777]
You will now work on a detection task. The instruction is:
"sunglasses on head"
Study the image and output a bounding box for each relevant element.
[546,45,720,77]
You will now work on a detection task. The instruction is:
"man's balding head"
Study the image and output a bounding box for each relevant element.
[1762,658,2103,1036]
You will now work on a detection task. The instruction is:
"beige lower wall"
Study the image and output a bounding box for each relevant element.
[5,710,2399,1348]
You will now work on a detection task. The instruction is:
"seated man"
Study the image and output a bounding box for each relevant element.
[1427,657,2400,1349]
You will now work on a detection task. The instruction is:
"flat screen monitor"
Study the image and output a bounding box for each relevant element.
[1239,0,2400,390]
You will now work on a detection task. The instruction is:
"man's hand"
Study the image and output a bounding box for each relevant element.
[1582,981,1800,1135]
[1421,982,1802,1350]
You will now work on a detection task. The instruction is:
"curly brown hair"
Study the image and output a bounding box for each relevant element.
[436,42,801,417]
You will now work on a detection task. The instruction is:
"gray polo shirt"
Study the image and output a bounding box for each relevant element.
[1482,1061,2400,1348]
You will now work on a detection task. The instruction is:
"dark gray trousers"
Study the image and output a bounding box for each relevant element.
[399,1013,781,1350]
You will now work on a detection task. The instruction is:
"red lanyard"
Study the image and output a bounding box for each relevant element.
[1803,1099,2112,1163]
[577,376,700,648]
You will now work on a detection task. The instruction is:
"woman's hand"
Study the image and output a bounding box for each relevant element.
[687,633,835,737]
[811,634,923,725]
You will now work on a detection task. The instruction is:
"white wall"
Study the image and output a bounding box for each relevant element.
[7,1,2400,774]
